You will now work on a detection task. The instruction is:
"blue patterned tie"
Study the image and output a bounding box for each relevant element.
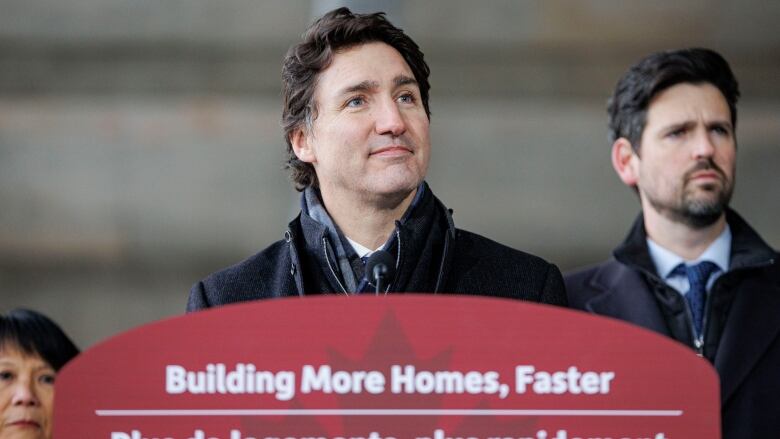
[677,261,719,339]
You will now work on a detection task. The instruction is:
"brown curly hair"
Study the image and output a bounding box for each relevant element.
[281,7,431,191]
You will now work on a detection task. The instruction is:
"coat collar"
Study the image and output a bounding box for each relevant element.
[612,213,657,275]
[724,209,777,270]
[285,182,459,295]
[613,208,775,273]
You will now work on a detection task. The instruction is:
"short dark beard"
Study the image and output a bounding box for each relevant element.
[680,189,730,227]
[647,160,734,229]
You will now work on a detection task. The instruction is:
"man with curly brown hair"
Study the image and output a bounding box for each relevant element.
[188,8,566,307]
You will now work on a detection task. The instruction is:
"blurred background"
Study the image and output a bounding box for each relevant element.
[2,0,779,350]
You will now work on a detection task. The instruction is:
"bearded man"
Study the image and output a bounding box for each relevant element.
[565,48,780,439]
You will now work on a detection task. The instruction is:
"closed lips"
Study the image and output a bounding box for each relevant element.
[370,145,412,155]
[7,419,41,428]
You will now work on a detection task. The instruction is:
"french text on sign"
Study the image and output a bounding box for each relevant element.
[110,431,174,439]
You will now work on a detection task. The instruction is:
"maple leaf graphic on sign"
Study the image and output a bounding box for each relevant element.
[239,311,538,437]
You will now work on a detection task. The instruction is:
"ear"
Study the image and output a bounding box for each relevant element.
[290,128,316,164]
[611,137,639,187]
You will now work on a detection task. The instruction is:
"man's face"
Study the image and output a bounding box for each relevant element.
[630,82,736,228]
[292,42,430,205]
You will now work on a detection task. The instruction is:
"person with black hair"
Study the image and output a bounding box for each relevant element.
[565,48,780,438]
[0,308,79,439]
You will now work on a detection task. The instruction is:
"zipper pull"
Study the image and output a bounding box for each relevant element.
[694,337,704,357]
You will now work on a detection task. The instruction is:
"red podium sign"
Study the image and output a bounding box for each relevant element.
[55,296,720,438]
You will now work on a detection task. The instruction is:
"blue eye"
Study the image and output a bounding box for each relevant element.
[346,97,365,108]
[39,373,56,385]
[664,127,688,139]
[711,126,729,135]
[398,93,415,104]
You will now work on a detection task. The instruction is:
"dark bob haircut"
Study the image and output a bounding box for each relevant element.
[281,7,431,191]
[0,308,80,371]
[607,47,740,149]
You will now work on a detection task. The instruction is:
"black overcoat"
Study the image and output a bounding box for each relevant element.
[565,210,780,439]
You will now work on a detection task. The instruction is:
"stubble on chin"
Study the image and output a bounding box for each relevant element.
[649,178,732,229]
[680,189,729,228]
[362,162,425,210]
[646,158,734,228]
[365,178,421,210]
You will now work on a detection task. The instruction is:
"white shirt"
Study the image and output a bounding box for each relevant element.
[346,236,382,259]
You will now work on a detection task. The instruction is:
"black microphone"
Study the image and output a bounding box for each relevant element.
[365,250,395,295]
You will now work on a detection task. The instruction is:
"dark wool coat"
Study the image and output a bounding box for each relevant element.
[188,190,567,310]
[565,209,780,439]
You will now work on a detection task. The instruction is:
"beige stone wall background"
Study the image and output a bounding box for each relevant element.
[2,0,779,349]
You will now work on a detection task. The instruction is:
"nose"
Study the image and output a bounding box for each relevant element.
[11,380,40,407]
[374,98,407,137]
[692,129,716,160]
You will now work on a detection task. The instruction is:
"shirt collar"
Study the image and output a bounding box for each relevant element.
[647,224,732,279]
[346,236,378,258]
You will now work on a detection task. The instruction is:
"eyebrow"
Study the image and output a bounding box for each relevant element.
[337,75,418,96]
[660,119,733,133]
[394,75,418,87]
[708,119,733,130]
[661,121,695,133]
[340,80,380,96]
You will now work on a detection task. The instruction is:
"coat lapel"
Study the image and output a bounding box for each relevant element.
[715,271,780,403]
[714,210,780,403]
[584,260,672,337]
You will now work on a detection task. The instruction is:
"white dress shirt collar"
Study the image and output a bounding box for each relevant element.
[646,224,731,293]
[346,236,381,259]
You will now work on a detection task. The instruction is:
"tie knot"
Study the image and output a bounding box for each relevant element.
[681,261,720,287]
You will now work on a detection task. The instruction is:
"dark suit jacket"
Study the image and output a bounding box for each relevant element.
[565,210,780,439]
